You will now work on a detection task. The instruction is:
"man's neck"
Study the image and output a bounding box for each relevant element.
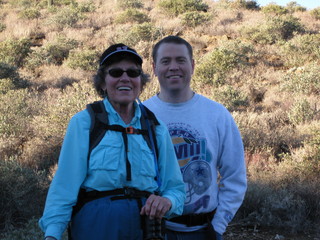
[158,88,194,103]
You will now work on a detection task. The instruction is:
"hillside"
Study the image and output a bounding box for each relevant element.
[0,0,319,239]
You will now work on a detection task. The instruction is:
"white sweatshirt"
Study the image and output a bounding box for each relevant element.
[144,93,247,235]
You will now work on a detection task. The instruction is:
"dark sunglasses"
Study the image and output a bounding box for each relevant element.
[107,68,142,78]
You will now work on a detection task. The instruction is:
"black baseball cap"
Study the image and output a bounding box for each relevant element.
[99,43,143,66]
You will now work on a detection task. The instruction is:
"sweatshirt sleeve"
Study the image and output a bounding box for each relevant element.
[38,111,90,240]
[155,121,186,218]
[212,110,247,235]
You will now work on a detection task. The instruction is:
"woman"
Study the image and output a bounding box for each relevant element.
[39,44,185,240]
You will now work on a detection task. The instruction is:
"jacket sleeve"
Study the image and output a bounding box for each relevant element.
[212,110,247,235]
[38,111,90,240]
[155,121,186,218]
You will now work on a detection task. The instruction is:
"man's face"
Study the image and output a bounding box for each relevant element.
[153,43,194,93]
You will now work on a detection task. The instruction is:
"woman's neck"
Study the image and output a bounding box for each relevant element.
[111,102,135,124]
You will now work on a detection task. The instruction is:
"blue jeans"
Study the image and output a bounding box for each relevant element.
[166,228,223,240]
[70,196,146,240]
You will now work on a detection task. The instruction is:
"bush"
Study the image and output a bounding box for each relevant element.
[0,63,29,93]
[26,37,78,69]
[241,16,305,44]
[158,0,208,16]
[0,217,69,240]
[212,86,248,111]
[287,99,315,125]
[66,48,99,71]
[239,181,314,232]
[0,22,6,32]
[0,159,48,231]
[33,82,97,140]
[115,8,150,24]
[310,7,320,20]
[0,38,31,67]
[116,0,143,9]
[286,1,306,13]
[8,0,45,8]
[19,7,41,19]
[262,3,288,15]
[233,110,298,154]
[122,23,161,46]
[0,89,32,138]
[281,64,320,95]
[280,34,320,67]
[194,40,253,86]
[47,6,86,28]
[228,0,260,10]
[181,11,211,27]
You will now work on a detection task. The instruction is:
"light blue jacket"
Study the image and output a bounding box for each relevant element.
[39,99,185,240]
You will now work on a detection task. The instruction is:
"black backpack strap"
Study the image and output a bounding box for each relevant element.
[139,105,160,159]
[139,103,162,188]
[86,100,109,160]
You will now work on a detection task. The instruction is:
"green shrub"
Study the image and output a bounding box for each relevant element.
[0,22,6,32]
[194,40,253,86]
[280,34,320,67]
[262,3,288,15]
[281,64,320,95]
[286,1,306,13]
[0,159,48,231]
[66,48,99,71]
[26,37,78,68]
[0,63,28,91]
[181,11,212,27]
[287,99,315,125]
[241,16,305,44]
[115,8,150,24]
[116,0,143,9]
[0,217,69,240]
[8,0,43,8]
[123,23,161,45]
[19,7,41,19]
[33,82,97,139]
[240,182,313,232]
[0,89,32,137]
[228,0,260,10]
[233,110,297,154]
[0,62,29,94]
[75,1,96,13]
[158,0,208,16]
[212,86,248,111]
[0,38,31,67]
[0,79,15,94]
[310,7,320,20]
[47,6,86,28]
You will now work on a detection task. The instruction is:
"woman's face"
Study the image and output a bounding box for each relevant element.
[102,60,142,108]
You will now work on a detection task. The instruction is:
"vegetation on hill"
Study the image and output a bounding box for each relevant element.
[0,0,319,239]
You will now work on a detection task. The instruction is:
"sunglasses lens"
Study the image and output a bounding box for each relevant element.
[108,69,124,77]
[127,69,141,77]
[108,69,141,78]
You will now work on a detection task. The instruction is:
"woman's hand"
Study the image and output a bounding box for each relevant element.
[140,194,172,219]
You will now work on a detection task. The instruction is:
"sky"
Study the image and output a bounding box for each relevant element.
[255,0,320,10]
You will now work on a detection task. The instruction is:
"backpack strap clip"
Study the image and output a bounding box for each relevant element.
[125,126,135,134]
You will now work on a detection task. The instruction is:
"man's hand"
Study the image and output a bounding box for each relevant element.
[140,194,172,219]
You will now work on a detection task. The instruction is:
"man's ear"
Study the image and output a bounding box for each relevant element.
[191,59,195,75]
[152,62,157,76]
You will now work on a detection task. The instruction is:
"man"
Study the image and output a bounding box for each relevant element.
[144,36,247,240]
